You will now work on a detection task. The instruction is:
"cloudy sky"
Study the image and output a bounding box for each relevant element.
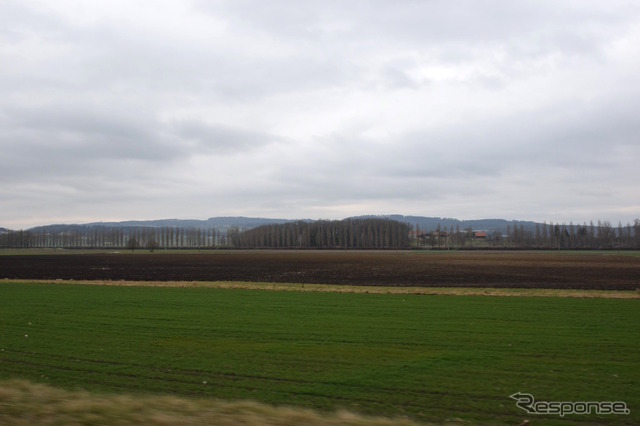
[2,0,639,229]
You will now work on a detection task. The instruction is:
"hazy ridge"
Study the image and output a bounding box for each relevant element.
[13,215,540,234]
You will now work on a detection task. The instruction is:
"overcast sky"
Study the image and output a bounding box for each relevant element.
[2,0,639,229]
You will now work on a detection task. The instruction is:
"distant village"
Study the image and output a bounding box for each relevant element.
[410,228,500,249]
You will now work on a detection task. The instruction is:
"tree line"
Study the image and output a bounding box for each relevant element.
[0,218,412,250]
[228,218,412,249]
[413,219,640,250]
[1,218,638,250]
[0,225,226,250]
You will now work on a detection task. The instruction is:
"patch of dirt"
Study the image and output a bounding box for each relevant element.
[0,251,639,290]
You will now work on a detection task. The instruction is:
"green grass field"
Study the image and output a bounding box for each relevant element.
[0,282,638,425]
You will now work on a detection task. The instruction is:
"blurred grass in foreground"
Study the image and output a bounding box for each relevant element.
[0,379,438,426]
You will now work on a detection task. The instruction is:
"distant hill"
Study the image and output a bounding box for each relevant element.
[11,215,542,234]
[27,217,299,233]
[89,217,300,230]
[350,215,539,234]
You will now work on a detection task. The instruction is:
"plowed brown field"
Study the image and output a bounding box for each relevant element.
[1,250,638,290]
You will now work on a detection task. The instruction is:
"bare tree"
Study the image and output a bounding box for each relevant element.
[126,236,139,252]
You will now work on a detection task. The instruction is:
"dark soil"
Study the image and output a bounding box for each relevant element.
[1,250,639,290]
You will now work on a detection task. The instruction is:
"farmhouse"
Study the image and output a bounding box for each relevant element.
[473,231,487,239]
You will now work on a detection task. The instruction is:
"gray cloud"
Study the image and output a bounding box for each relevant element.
[174,120,279,154]
[1,0,639,228]
[0,104,177,183]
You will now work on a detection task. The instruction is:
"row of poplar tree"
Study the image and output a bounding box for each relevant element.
[415,219,640,249]
[0,225,224,249]
[0,218,412,249]
[229,218,412,249]
[1,218,639,249]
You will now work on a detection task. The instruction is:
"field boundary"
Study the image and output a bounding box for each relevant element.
[3,279,638,298]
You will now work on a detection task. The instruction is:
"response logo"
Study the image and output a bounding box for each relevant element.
[510,392,630,417]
